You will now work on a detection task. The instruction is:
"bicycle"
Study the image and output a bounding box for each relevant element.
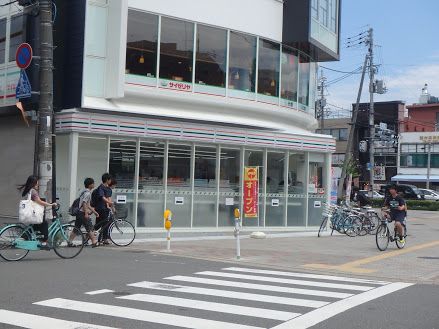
[0,206,84,261]
[375,210,407,251]
[70,208,136,247]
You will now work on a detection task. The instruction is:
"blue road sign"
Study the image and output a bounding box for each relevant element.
[16,69,32,99]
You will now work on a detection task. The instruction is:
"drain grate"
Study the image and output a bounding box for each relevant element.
[411,223,424,226]
[418,256,439,260]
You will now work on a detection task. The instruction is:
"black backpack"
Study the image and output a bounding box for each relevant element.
[68,191,86,216]
[90,187,100,208]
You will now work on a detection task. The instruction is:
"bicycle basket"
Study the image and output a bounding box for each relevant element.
[114,204,128,220]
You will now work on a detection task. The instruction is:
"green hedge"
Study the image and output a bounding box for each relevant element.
[370,199,439,211]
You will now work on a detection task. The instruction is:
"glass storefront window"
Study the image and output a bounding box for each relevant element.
[287,152,306,226]
[244,149,263,226]
[266,152,285,226]
[0,18,6,64]
[219,148,241,226]
[167,144,192,227]
[228,32,256,94]
[193,146,217,227]
[258,39,280,98]
[109,140,137,226]
[280,47,298,106]
[9,14,23,62]
[308,154,326,226]
[137,141,165,228]
[195,25,227,89]
[298,56,310,107]
[160,17,194,83]
[126,11,158,79]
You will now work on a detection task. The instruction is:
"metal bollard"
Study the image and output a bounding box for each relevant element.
[164,209,172,251]
[234,208,241,260]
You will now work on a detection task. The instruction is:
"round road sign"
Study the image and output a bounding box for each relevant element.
[16,43,33,69]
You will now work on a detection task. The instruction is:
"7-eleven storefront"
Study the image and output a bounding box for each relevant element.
[55,111,335,231]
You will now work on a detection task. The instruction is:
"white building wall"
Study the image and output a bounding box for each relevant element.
[399,132,439,176]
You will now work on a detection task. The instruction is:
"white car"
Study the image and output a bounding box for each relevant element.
[418,188,439,201]
[359,190,384,199]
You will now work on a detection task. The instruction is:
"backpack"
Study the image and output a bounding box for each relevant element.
[90,187,100,208]
[68,190,86,217]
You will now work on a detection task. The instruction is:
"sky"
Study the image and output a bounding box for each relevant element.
[323,1,439,116]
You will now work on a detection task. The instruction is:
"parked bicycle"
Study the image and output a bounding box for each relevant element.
[0,205,84,261]
[69,208,136,247]
[376,209,407,251]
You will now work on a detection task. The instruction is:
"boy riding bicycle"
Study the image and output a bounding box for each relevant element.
[382,184,407,243]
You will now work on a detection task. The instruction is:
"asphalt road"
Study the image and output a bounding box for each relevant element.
[1,246,438,329]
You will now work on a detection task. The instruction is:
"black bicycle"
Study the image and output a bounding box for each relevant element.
[375,210,407,251]
[69,209,136,247]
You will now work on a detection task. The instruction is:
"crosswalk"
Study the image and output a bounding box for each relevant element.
[0,266,413,329]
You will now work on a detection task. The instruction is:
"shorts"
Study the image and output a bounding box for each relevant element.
[74,212,94,233]
[391,217,406,226]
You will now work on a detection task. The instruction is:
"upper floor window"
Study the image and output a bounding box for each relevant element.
[0,18,6,64]
[228,32,256,93]
[312,0,338,33]
[298,56,310,106]
[195,24,227,88]
[126,11,158,78]
[258,39,280,97]
[159,17,194,83]
[9,14,23,62]
[281,47,298,103]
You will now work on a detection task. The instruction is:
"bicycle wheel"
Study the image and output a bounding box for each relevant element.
[375,224,389,251]
[109,219,136,247]
[344,215,361,237]
[52,225,84,259]
[318,216,328,237]
[0,225,30,261]
[395,227,407,249]
[368,213,380,235]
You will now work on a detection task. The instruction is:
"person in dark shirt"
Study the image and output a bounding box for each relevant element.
[94,173,113,245]
[383,184,407,243]
[351,187,370,207]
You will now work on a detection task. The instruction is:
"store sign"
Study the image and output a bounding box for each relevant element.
[373,166,386,181]
[419,135,439,142]
[160,80,192,92]
[116,195,127,204]
[244,166,259,218]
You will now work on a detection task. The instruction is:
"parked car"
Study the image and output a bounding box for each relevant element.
[418,188,439,201]
[380,184,424,200]
[358,190,384,199]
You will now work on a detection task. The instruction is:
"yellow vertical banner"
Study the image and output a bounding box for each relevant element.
[244,166,259,218]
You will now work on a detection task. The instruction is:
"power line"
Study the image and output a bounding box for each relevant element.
[320,65,363,74]
[0,0,18,6]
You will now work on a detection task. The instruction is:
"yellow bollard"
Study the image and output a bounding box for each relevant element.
[164,209,172,251]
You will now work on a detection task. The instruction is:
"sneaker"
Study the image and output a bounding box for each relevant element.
[39,242,50,250]
[399,238,405,244]
[67,241,77,247]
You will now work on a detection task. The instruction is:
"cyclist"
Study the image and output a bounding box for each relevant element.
[17,175,57,249]
[383,184,407,243]
[93,173,113,245]
[68,178,99,247]
[351,186,370,207]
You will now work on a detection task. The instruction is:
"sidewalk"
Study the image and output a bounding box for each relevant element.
[122,210,439,284]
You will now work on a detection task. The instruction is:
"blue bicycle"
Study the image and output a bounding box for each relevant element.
[0,206,84,261]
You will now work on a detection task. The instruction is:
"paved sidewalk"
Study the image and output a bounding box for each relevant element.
[119,210,439,284]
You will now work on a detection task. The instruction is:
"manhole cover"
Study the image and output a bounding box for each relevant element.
[418,257,439,260]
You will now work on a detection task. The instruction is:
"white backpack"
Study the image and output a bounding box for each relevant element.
[18,193,44,225]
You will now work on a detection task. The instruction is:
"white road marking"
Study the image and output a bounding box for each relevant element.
[34,298,265,329]
[119,293,300,321]
[222,267,390,285]
[271,282,414,329]
[195,271,373,291]
[128,281,329,308]
[85,289,115,295]
[0,309,118,329]
[165,275,353,298]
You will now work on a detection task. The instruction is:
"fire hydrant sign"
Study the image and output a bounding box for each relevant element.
[244,166,259,218]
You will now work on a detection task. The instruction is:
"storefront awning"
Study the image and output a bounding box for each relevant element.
[391,175,439,182]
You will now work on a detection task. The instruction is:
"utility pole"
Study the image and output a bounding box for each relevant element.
[337,54,369,199]
[367,28,375,199]
[318,70,327,130]
[36,0,54,203]
[426,143,431,189]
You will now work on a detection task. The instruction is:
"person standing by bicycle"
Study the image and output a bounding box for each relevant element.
[69,178,99,247]
[93,173,113,245]
[17,175,57,249]
[383,184,407,243]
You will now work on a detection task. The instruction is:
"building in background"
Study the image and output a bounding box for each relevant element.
[0,0,341,229]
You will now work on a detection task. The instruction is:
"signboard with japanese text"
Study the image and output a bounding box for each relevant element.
[160,80,192,92]
[244,166,259,218]
[373,166,386,181]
